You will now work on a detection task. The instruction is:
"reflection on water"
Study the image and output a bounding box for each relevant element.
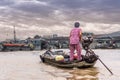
[66,67,99,80]
[0,49,120,80]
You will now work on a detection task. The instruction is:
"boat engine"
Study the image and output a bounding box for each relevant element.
[83,50,98,63]
[82,36,98,63]
[82,36,93,50]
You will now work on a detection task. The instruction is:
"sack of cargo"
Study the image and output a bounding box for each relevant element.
[55,55,64,61]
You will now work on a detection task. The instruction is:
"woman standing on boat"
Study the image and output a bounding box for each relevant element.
[69,22,82,61]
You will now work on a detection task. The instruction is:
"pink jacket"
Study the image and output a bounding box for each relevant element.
[69,28,82,44]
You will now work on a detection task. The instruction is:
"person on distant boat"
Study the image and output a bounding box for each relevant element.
[69,22,82,61]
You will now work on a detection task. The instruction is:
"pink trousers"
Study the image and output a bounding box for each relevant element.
[69,44,81,61]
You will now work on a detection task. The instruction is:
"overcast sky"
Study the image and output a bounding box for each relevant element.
[0,0,120,40]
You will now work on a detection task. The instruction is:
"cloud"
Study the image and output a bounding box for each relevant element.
[0,0,120,40]
[44,0,120,23]
[0,0,15,6]
[1,0,120,23]
[12,1,54,16]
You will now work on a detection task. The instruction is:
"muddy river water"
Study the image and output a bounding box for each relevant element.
[0,49,120,80]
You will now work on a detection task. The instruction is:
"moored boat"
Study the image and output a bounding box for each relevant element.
[0,43,34,51]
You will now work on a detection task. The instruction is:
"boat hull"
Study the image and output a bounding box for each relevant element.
[40,55,97,68]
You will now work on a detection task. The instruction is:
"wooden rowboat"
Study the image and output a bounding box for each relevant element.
[40,50,98,68]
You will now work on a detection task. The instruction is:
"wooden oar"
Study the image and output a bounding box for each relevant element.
[98,57,113,75]
[89,49,113,75]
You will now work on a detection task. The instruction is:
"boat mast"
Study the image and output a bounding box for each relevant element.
[13,26,16,43]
